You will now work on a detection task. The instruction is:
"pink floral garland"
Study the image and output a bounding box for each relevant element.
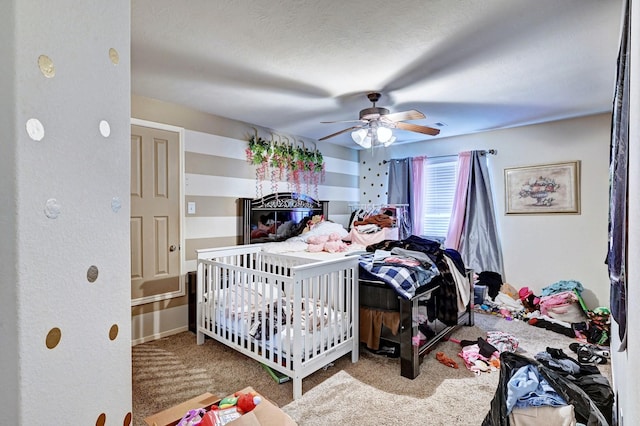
[246,135,325,198]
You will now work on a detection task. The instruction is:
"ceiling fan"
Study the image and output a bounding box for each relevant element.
[319,92,440,148]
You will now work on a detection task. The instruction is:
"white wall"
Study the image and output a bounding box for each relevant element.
[359,113,611,309]
[0,1,132,424]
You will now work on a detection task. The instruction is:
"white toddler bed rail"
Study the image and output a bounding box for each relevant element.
[196,245,359,400]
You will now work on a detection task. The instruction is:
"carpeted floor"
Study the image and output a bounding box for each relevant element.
[132,312,611,425]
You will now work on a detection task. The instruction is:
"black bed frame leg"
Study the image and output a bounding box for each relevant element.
[399,297,419,379]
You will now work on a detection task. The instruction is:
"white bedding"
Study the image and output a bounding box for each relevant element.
[210,283,349,357]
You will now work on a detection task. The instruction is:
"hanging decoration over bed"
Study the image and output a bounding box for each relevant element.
[246,129,325,199]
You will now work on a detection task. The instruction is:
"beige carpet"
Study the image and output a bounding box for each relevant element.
[132,313,611,426]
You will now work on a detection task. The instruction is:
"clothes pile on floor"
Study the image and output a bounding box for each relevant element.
[445,331,520,375]
[483,348,613,425]
[473,272,611,348]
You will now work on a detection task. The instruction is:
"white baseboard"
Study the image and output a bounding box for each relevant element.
[131,326,189,346]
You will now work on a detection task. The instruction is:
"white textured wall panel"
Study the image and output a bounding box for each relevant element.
[3,1,132,424]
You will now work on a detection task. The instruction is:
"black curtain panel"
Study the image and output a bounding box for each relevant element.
[607,0,630,349]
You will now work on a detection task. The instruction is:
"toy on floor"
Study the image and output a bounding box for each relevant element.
[236,391,262,413]
[216,391,262,413]
[436,351,459,369]
[199,391,263,426]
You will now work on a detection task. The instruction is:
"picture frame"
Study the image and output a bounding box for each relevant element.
[504,161,581,214]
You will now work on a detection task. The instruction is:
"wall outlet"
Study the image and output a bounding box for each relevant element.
[187,201,196,214]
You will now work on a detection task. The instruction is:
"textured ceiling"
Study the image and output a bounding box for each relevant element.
[131,0,624,148]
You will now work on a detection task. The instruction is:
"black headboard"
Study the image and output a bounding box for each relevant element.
[241,192,329,244]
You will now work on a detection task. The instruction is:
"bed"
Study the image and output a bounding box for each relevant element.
[358,244,474,379]
[196,192,358,400]
[243,194,474,380]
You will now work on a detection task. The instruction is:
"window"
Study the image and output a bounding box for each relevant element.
[422,157,458,239]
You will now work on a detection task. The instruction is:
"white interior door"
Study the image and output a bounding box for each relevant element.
[130,124,182,305]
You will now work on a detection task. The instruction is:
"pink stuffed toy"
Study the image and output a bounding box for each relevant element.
[307,235,329,245]
[306,235,328,252]
[306,233,348,253]
[307,243,324,252]
[323,240,347,253]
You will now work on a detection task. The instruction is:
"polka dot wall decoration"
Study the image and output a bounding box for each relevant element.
[46,327,61,349]
[44,198,61,219]
[26,118,45,141]
[96,412,106,426]
[109,324,119,341]
[108,48,119,65]
[38,55,55,78]
[87,265,99,283]
[111,197,121,212]
[99,120,111,137]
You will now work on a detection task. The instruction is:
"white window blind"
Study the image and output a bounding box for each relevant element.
[422,157,458,238]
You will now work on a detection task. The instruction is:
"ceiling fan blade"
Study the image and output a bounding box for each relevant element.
[395,121,440,136]
[383,109,426,122]
[318,125,363,141]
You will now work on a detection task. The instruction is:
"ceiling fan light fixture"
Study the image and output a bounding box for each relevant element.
[351,126,395,148]
[351,128,372,148]
[376,126,393,143]
[357,136,372,149]
[351,128,368,145]
[322,92,439,146]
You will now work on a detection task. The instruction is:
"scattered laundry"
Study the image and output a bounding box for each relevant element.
[472,274,611,347]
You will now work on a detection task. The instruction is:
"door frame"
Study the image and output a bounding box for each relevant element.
[130,118,186,306]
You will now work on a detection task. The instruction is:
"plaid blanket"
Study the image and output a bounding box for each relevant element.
[359,254,439,299]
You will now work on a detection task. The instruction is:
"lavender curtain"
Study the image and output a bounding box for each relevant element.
[387,158,412,239]
[444,151,471,250]
[411,156,426,236]
[608,0,629,349]
[458,151,504,277]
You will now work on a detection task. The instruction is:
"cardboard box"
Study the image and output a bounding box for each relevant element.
[144,387,297,426]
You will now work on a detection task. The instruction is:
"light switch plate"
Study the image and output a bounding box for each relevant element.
[187,201,196,214]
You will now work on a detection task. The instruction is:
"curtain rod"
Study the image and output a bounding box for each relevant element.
[382,149,497,164]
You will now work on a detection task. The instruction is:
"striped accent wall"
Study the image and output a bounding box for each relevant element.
[183,129,359,271]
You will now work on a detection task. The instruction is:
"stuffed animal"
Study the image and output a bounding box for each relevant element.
[306,233,348,253]
[235,391,262,414]
[214,391,262,414]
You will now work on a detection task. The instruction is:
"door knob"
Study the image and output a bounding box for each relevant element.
[169,245,177,252]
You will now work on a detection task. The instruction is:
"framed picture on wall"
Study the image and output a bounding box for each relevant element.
[504,161,581,214]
